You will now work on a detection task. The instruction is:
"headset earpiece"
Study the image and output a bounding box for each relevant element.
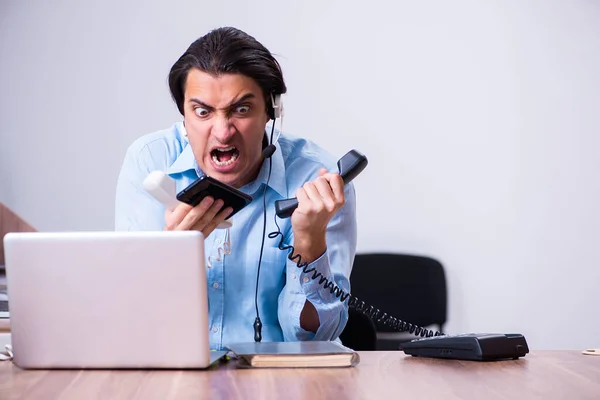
[263,93,283,159]
[270,93,283,120]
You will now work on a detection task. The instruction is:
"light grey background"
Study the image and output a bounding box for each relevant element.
[1,0,599,350]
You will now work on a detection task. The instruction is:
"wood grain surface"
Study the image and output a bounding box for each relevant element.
[1,351,599,399]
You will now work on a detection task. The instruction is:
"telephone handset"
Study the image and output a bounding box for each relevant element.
[274,150,369,219]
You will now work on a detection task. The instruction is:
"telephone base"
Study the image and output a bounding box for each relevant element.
[399,333,529,361]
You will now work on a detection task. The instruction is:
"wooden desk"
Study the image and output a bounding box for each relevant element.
[1,351,599,399]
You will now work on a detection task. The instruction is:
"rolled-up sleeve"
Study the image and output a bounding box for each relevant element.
[278,183,357,341]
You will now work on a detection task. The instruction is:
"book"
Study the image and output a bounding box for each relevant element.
[225,340,360,368]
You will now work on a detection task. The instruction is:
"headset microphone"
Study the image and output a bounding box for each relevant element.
[262,144,276,159]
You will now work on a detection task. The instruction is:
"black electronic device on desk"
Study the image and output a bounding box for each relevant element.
[399,333,529,361]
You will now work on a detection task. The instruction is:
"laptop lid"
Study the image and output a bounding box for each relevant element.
[3,230,222,369]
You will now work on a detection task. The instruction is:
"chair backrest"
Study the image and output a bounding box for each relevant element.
[349,253,447,333]
[339,308,377,351]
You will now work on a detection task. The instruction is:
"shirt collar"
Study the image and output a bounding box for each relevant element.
[165,122,201,176]
[166,143,200,176]
[165,125,287,198]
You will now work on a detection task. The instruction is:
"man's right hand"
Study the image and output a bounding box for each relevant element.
[164,196,233,238]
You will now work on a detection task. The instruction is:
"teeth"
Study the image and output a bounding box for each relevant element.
[212,151,238,166]
[215,146,236,152]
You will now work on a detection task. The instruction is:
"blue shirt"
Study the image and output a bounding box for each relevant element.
[114,122,357,350]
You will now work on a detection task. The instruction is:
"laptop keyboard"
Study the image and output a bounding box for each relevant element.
[0,301,7,313]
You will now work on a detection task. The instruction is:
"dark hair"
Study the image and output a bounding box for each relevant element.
[168,27,287,118]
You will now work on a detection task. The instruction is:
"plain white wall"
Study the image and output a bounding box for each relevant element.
[1,0,599,350]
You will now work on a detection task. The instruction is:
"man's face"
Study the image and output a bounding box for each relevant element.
[183,69,270,188]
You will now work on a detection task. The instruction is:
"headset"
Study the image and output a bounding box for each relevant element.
[253,92,283,342]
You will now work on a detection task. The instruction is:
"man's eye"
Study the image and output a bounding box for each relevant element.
[194,107,209,117]
[235,105,250,114]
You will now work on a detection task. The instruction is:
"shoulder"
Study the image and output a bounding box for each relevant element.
[123,122,186,171]
[276,131,356,200]
[278,132,338,176]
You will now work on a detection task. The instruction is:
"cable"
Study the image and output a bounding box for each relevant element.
[253,121,276,342]
[268,218,445,338]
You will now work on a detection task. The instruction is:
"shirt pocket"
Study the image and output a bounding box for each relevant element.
[250,247,289,300]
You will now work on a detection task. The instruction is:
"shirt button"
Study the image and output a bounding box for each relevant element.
[212,326,218,333]
[291,273,296,280]
[216,238,222,244]
[303,277,310,283]
[213,282,220,289]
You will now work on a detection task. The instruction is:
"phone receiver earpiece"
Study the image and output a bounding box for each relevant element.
[274,149,368,218]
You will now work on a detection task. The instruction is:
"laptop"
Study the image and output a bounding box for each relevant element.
[3,230,227,369]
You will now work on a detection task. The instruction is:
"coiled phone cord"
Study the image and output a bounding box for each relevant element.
[268,218,444,338]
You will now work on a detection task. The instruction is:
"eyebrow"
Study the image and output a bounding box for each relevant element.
[188,93,257,110]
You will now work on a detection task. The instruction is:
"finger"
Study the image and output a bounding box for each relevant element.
[313,176,337,212]
[323,173,345,207]
[295,187,312,213]
[318,168,328,177]
[199,199,226,227]
[215,206,234,221]
[202,206,234,237]
[165,203,194,230]
[174,196,215,231]
[190,199,225,232]
[302,182,325,211]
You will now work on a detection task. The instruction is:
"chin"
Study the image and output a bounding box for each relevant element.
[212,171,244,187]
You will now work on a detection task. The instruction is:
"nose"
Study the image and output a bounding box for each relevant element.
[211,114,236,143]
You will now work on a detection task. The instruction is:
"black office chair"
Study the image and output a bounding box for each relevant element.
[348,253,447,350]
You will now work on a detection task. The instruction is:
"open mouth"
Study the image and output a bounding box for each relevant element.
[211,146,239,167]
